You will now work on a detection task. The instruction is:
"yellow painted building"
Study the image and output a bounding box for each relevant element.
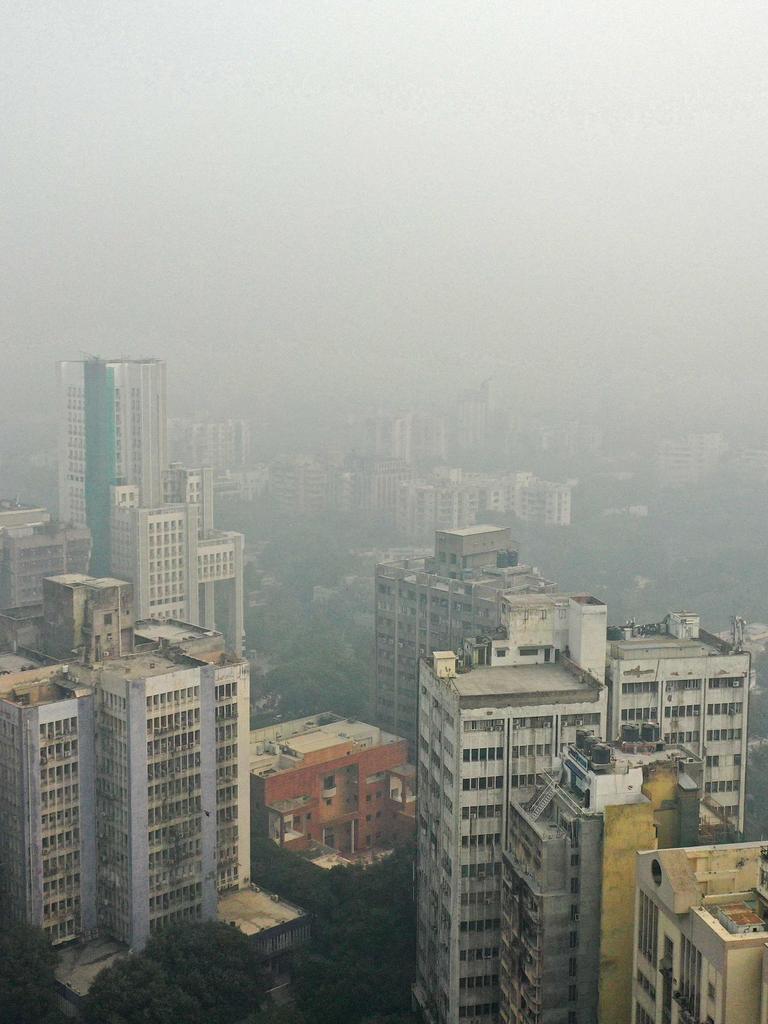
[634,843,768,1024]
[500,739,702,1024]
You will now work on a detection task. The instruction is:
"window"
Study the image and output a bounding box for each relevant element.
[323,774,335,790]
[638,891,658,964]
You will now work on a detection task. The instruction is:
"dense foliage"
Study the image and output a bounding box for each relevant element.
[0,925,63,1024]
[82,921,267,1024]
[251,838,418,1024]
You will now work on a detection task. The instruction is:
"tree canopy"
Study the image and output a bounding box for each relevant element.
[0,925,63,1024]
[83,921,267,1024]
[251,838,418,1024]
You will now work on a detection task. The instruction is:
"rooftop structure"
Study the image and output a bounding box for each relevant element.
[0,650,45,674]
[445,659,601,706]
[42,573,134,663]
[218,886,307,938]
[55,938,129,1014]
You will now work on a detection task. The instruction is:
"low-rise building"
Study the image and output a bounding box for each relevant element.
[218,886,310,981]
[633,842,768,1024]
[250,713,415,857]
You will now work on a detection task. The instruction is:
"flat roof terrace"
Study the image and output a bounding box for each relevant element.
[218,888,306,936]
[75,651,186,683]
[135,619,221,644]
[0,652,45,674]
[444,660,602,709]
[610,634,732,660]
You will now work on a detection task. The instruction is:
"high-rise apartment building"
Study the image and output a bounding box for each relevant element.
[632,842,768,1024]
[374,526,556,743]
[500,736,703,1024]
[0,519,91,609]
[656,432,728,488]
[57,358,244,654]
[607,613,749,836]
[363,412,447,464]
[0,660,98,946]
[110,477,244,655]
[170,418,250,471]
[413,602,608,1024]
[395,479,481,539]
[507,472,572,527]
[0,601,251,950]
[57,358,167,572]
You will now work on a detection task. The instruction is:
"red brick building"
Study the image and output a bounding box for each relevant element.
[250,715,415,856]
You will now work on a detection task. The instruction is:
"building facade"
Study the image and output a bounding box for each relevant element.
[500,737,703,1024]
[0,662,98,946]
[413,612,608,1024]
[0,520,91,610]
[375,526,557,743]
[58,357,244,654]
[57,358,167,572]
[0,612,251,951]
[633,842,768,1024]
[607,612,750,836]
[250,714,415,856]
[110,478,244,656]
[170,418,251,471]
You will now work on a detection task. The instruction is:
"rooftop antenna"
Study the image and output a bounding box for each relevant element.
[731,615,746,653]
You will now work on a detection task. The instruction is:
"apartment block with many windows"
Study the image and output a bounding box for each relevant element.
[607,613,749,837]
[0,609,250,952]
[375,526,556,745]
[414,612,608,1024]
[0,660,97,946]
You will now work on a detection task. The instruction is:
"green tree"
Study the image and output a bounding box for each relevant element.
[83,922,267,1024]
[82,957,201,1024]
[0,925,63,1024]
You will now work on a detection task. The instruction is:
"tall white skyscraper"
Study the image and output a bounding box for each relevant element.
[57,358,244,654]
[57,358,167,573]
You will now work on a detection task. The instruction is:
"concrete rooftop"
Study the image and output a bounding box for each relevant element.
[450,660,599,700]
[135,619,221,643]
[218,888,305,935]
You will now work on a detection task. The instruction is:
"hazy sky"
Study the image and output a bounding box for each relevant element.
[2,1,768,434]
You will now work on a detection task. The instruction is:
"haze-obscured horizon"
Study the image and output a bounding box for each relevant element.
[3,1,768,446]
